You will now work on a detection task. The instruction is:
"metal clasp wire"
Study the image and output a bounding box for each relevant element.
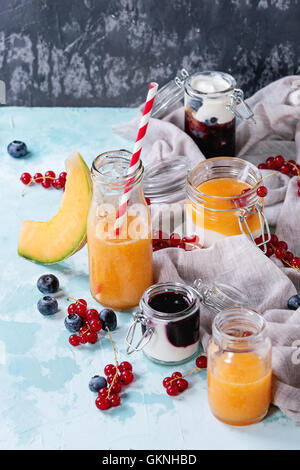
[125,311,154,355]
[226,88,256,124]
[238,203,270,253]
[174,68,189,89]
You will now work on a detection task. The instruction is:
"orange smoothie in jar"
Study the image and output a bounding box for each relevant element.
[88,213,153,310]
[207,349,272,426]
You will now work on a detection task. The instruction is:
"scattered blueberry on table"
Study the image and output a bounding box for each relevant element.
[64,313,84,332]
[37,296,58,315]
[89,375,108,392]
[287,294,300,310]
[99,308,117,331]
[7,140,28,158]
[37,274,59,294]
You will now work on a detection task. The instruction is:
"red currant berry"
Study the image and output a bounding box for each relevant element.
[77,299,87,306]
[270,234,279,245]
[196,355,207,369]
[258,163,267,170]
[86,309,99,322]
[86,331,98,344]
[79,333,88,344]
[20,172,32,185]
[182,235,199,244]
[257,186,268,197]
[274,155,285,169]
[170,232,181,247]
[110,381,122,394]
[119,361,133,372]
[79,326,88,335]
[275,247,286,259]
[69,334,80,346]
[104,364,117,376]
[76,303,87,317]
[291,257,300,268]
[278,240,288,251]
[107,374,121,384]
[45,170,55,179]
[145,197,151,206]
[297,180,300,188]
[89,319,103,332]
[266,157,275,169]
[95,396,111,410]
[52,178,63,189]
[120,370,134,385]
[59,171,67,182]
[163,377,172,388]
[98,387,108,397]
[284,251,294,262]
[109,393,121,407]
[171,372,182,380]
[41,178,51,188]
[176,378,188,392]
[33,172,43,183]
[280,164,290,175]
[166,384,180,396]
[178,242,185,249]
[68,303,77,314]
[242,331,253,337]
[266,246,274,257]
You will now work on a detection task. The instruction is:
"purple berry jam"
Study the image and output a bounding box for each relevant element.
[185,108,235,158]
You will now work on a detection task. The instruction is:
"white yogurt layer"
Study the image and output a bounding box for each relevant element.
[143,322,199,364]
[190,73,234,124]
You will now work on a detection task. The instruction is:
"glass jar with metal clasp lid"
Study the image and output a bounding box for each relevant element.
[185,157,270,251]
[151,69,255,158]
[125,279,248,366]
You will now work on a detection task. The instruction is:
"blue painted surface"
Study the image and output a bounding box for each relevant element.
[0,106,299,450]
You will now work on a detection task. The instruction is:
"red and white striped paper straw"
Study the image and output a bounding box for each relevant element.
[114,82,158,236]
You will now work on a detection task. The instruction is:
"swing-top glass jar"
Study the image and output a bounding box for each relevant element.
[126,279,247,365]
[87,150,153,310]
[152,69,255,158]
[186,157,270,250]
[207,307,272,426]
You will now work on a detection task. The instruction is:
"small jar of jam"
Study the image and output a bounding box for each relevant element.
[125,280,247,365]
[186,156,270,251]
[207,307,272,426]
[151,69,254,158]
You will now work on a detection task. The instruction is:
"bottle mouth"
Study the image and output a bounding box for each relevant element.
[186,156,262,211]
[213,307,266,347]
[184,71,236,99]
[140,282,200,322]
[91,150,144,189]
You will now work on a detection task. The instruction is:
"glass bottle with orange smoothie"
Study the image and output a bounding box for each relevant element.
[87,150,153,310]
[207,307,272,426]
[186,157,270,250]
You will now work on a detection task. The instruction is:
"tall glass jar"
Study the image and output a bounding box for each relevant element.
[207,307,272,426]
[87,150,153,310]
[186,157,270,250]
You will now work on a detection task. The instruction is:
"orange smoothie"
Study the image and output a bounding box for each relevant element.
[186,178,261,241]
[87,212,153,310]
[207,346,272,426]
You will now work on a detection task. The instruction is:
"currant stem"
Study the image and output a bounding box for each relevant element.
[106,326,120,399]
[21,178,33,197]
[253,171,278,190]
[67,297,86,306]
[169,366,203,385]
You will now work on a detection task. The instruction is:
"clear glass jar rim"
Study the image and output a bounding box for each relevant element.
[140,282,200,322]
[184,71,236,98]
[186,156,262,201]
[213,307,266,345]
[91,149,144,187]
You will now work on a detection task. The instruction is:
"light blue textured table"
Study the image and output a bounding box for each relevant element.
[0,107,299,450]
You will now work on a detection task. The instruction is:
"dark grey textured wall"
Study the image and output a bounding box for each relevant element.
[0,0,299,107]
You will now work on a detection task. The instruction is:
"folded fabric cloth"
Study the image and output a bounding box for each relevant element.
[115,75,300,422]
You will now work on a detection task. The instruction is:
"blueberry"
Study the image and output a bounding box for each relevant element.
[7,140,28,158]
[99,308,117,331]
[37,296,58,315]
[64,314,84,332]
[37,274,59,294]
[189,98,203,112]
[89,375,107,392]
[287,294,300,310]
[205,117,218,126]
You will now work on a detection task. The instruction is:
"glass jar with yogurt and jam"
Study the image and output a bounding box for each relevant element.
[186,157,270,250]
[207,307,272,426]
[152,69,254,158]
[125,280,247,365]
[87,150,153,310]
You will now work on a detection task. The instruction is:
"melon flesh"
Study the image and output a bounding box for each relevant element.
[18,151,92,264]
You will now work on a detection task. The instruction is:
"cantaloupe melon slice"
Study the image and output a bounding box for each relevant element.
[18,151,92,264]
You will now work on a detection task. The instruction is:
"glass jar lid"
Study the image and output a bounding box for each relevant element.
[151,69,188,119]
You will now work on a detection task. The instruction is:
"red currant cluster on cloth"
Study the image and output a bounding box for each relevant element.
[255,234,300,270]
[67,298,117,346]
[20,170,67,190]
[258,155,300,197]
[163,354,207,397]
[95,361,134,411]
[152,230,202,252]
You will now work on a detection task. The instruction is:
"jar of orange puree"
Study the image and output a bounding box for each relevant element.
[87,150,153,310]
[186,157,270,250]
[208,307,272,426]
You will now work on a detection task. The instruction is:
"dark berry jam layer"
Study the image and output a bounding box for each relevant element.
[148,291,190,313]
[185,108,235,158]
